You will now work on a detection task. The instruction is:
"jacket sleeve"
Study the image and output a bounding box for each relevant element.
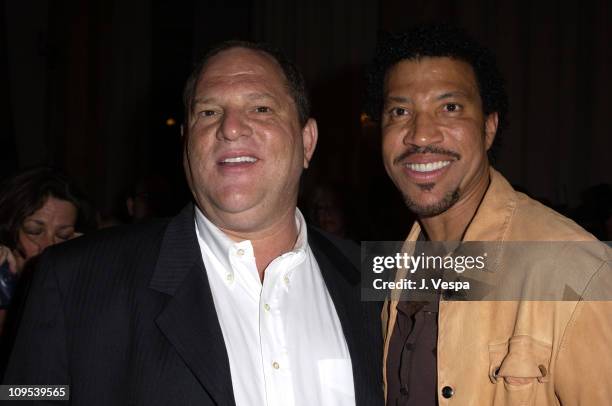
[2,251,70,404]
[554,259,612,404]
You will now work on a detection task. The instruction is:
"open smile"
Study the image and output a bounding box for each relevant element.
[216,152,261,174]
[405,160,451,172]
[219,156,259,165]
[401,156,457,182]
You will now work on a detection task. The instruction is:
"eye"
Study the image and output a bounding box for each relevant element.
[22,225,42,235]
[443,103,461,112]
[254,106,271,113]
[198,110,217,117]
[389,107,409,117]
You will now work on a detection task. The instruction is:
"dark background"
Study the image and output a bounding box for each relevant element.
[1,0,611,239]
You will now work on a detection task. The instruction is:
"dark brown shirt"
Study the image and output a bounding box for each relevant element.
[386,237,442,406]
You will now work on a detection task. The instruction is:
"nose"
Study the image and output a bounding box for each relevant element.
[403,112,443,147]
[38,233,55,253]
[217,109,252,141]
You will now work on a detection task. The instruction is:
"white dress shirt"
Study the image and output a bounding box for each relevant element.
[194,207,355,406]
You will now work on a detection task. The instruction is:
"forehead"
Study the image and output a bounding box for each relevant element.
[26,197,77,221]
[196,47,288,94]
[384,56,479,97]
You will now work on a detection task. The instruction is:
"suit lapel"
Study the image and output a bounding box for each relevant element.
[150,204,235,406]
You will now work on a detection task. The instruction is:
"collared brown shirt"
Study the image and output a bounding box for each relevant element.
[385,235,442,406]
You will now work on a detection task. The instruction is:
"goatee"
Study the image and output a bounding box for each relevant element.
[404,188,460,217]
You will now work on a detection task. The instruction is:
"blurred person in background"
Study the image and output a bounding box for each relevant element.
[125,174,184,223]
[304,183,350,239]
[0,167,91,335]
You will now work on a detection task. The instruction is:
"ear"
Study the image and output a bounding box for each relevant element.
[301,118,318,169]
[484,112,499,151]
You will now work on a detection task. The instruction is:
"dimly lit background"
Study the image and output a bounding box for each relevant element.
[2,1,611,239]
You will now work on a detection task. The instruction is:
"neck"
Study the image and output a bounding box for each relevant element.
[220,208,298,280]
[419,172,490,242]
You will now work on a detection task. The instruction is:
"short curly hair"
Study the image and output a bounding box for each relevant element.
[366,24,508,157]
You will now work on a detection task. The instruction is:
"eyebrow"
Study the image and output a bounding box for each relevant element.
[385,91,471,104]
[245,92,277,102]
[436,91,469,100]
[384,96,413,104]
[193,92,278,106]
[24,219,45,226]
[24,219,74,229]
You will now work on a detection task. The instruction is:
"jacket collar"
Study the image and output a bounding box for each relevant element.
[149,205,363,406]
[463,167,518,241]
[150,203,236,406]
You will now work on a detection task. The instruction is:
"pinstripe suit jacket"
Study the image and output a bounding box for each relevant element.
[3,204,383,405]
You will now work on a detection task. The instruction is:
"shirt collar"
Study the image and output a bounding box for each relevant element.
[194,206,309,271]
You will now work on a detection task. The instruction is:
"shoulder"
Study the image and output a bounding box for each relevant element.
[509,192,611,297]
[307,226,361,286]
[510,192,596,241]
[48,219,170,264]
[486,168,596,242]
[39,218,171,290]
[307,226,360,268]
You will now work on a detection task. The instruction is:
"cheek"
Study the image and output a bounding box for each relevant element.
[263,126,301,162]
[188,134,207,155]
[268,143,300,182]
[187,136,215,169]
[17,231,39,259]
[446,122,486,155]
[381,130,403,165]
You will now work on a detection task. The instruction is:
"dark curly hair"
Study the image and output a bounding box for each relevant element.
[183,40,310,128]
[366,24,508,158]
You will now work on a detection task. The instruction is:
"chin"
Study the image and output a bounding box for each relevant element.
[215,199,258,216]
[403,188,460,217]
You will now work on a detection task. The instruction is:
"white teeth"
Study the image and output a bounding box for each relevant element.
[221,156,257,163]
[406,161,451,172]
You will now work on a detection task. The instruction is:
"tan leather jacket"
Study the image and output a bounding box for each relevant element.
[382,168,612,405]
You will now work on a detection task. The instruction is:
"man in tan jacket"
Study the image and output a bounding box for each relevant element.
[365,25,612,405]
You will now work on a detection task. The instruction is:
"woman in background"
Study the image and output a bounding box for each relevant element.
[0,167,91,335]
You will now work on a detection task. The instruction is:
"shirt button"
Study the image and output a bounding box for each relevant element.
[264,303,271,311]
[272,362,280,369]
[441,385,454,399]
[226,273,234,282]
[283,275,290,284]
[237,248,245,256]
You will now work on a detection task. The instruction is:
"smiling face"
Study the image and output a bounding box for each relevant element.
[18,196,78,260]
[381,57,498,217]
[184,47,317,234]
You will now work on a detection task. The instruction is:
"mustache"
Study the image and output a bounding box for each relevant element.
[393,145,461,165]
